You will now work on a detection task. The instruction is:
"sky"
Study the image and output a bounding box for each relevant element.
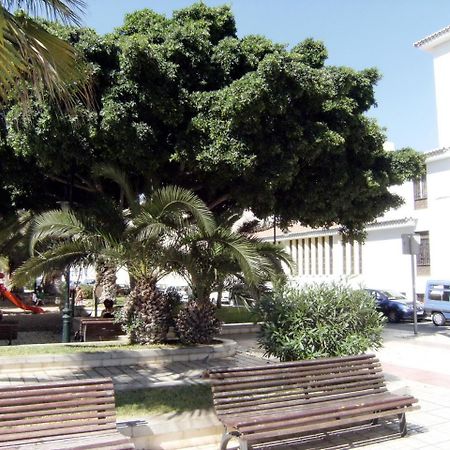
[82,0,450,152]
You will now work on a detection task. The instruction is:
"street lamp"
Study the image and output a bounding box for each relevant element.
[57,201,71,343]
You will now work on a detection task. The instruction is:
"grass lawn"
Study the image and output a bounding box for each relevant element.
[115,384,213,417]
[0,342,178,357]
[216,306,259,323]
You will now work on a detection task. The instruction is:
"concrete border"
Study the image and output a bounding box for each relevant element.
[0,338,237,373]
[117,411,222,450]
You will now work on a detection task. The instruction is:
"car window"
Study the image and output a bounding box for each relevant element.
[380,290,406,300]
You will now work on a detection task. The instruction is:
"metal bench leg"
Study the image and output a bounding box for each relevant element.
[220,430,233,450]
[220,429,249,450]
[398,413,407,437]
[238,438,249,450]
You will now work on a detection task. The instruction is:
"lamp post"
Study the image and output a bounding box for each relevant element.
[62,268,71,342]
[58,200,71,343]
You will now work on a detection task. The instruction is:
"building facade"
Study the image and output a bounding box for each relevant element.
[257,26,450,299]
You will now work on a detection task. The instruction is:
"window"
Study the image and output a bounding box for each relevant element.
[416,231,430,275]
[413,174,427,209]
[428,283,450,302]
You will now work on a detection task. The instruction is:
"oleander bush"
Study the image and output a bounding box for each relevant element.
[257,282,384,361]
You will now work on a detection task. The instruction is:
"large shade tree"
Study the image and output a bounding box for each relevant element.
[1,3,425,236]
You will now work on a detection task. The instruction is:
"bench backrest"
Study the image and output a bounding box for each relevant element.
[82,319,123,341]
[0,322,18,340]
[207,354,386,418]
[0,378,118,445]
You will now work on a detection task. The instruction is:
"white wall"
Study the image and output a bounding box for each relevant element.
[362,226,416,297]
[426,156,450,283]
[431,39,450,148]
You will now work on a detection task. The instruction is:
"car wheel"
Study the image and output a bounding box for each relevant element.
[432,312,446,326]
[387,310,400,323]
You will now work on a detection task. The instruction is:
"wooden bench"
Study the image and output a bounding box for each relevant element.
[0,321,18,345]
[0,377,134,449]
[73,317,124,342]
[205,354,419,450]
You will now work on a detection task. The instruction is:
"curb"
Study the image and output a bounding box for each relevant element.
[0,338,237,373]
[220,322,261,335]
[117,410,222,450]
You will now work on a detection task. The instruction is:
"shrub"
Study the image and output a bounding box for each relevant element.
[257,282,384,361]
[215,306,260,324]
[175,300,222,344]
[79,284,93,299]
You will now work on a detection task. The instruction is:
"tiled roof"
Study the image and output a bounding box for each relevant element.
[255,218,416,241]
[424,146,450,158]
[414,25,450,48]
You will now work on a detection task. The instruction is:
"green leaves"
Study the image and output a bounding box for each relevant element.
[257,282,385,361]
[2,2,425,237]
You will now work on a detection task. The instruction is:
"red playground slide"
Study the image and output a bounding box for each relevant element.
[0,284,44,314]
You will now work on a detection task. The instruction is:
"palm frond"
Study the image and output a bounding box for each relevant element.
[148,186,215,234]
[93,165,139,213]
[0,210,33,254]
[249,239,293,274]
[30,209,87,249]
[12,239,95,286]
[0,4,91,106]
[2,1,85,24]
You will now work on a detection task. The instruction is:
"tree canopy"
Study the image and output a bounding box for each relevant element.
[0,2,425,235]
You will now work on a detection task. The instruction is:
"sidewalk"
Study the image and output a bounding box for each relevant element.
[1,325,450,449]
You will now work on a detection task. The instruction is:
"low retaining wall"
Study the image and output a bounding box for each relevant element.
[220,322,261,335]
[118,410,222,450]
[0,338,237,373]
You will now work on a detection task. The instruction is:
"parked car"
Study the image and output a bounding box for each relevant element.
[365,289,424,323]
[424,280,450,326]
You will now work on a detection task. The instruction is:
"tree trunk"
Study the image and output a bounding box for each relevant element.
[96,262,117,303]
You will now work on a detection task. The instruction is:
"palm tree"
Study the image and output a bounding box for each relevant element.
[0,0,89,105]
[164,217,292,343]
[12,185,215,342]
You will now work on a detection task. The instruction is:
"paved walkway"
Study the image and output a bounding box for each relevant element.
[1,323,450,449]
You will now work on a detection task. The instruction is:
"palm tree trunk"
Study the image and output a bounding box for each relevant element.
[96,261,117,303]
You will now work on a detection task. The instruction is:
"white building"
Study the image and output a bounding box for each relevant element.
[257,26,450,299]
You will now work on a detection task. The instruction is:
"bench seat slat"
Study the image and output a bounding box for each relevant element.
[243,405,419,445]
[216,387,390,416]
[0,431,134,450]
[227,394,417,429]
[214,379,387,407]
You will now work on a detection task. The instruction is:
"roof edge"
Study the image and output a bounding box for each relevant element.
[414,25,450,49]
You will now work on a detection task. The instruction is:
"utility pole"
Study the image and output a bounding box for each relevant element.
[401,233,420,335]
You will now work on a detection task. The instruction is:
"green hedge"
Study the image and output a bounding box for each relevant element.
[257,282,384,361]
[215,306,259,323]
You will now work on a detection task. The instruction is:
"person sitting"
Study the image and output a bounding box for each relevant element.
[101,299,115,318]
